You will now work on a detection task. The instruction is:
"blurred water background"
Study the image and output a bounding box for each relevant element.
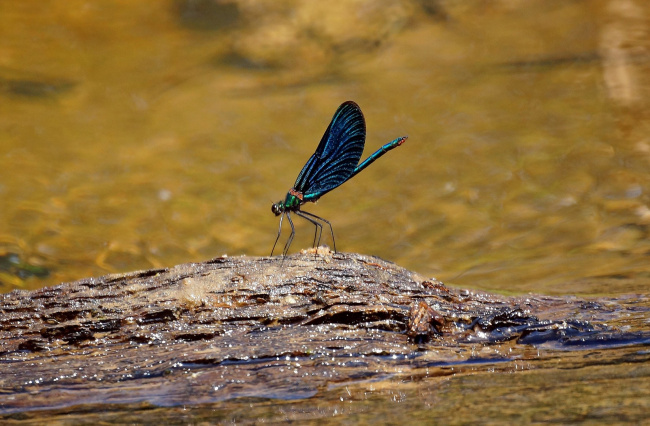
[1,0,650,296]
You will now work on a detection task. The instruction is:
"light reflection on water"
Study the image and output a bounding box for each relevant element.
[1,0,650,295]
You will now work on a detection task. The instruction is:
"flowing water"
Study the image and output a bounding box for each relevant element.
[2,1,650,296]
[1,0,649,422]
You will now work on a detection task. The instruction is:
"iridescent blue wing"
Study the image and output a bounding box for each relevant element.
[293,101,366,201]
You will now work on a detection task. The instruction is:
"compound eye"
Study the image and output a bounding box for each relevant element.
[271,203,282,216]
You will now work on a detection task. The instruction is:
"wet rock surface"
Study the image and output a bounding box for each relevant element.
[0,251,648,420]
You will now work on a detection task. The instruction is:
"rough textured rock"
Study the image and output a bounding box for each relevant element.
[1,250,648,417]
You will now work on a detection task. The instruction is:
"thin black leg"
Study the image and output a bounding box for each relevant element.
[298,210,336,253]
[283,212,296,256]
[295,210,323,250]
[271,212,285,256]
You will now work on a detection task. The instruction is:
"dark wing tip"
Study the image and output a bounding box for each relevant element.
[341,100,360,108]
[338,101,363,116]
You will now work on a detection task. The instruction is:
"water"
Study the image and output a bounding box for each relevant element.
[1,2,649,297]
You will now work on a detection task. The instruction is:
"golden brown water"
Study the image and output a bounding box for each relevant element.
[2,2,650,297]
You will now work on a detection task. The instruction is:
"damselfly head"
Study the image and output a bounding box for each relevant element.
[271,202,284,216]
